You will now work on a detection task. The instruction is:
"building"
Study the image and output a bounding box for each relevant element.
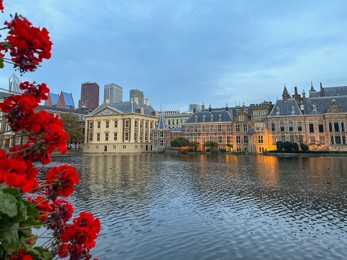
[163,110,191,130]
[104,83,123,103]
[44,91,75,110]
[182,105,234,151]
[79,82,100,111]
[44,93,59,107]
[83,99,157,153]
[152,112,171,152]
[130,89,144,105]
[268,84,347,152]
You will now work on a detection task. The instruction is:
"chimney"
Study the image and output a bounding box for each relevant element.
[208,105,212,112]
[144,98,149,106]
[134,96,139,104]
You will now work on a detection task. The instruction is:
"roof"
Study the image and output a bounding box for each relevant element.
[269,99,303,116]
[156,112,167,129]
[49,93,59,106]
[88,101,156,116]
[62,92,75,109]
[185,110,233,123]
[309,86,347,97]
[304,96,347,114]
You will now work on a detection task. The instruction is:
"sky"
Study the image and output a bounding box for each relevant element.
[1,0,347,112]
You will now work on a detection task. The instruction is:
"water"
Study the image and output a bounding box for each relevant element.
[50,153,347,259]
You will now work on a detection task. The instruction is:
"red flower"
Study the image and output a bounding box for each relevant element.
[4,14,52,72]
[0,149,39,192]
[27,196,53,221]
[19,81,49,101]
[45,165,79,198]
[54,199,74,223]
[0,0,3,12]
[6,249,32,260]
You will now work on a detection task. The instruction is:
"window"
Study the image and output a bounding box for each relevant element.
[114,120,118,128]
[319,135,325,144]
[298,121,302,132]
[289,121,293,132]
[97,121,101,128]
[239,115,244,121]
[236,136,241,144]
[218,136,223,144]
[330,135,334,144]
[160,140,164,146]
[244,136,248,144]
[89,122,94,128]
[309,123,314,133]
[253,111,259,119]
[271,122,275,132]
[218,125,222,132]
[105,121,109,128]
[105,133,109,141]
[114,132,117,141]
[97,133,100,141]
[260,111,267,118]
[202,125,205,132]
[89,132,93,141]
[342,122,345,132]
[290,135,294,143]
[255,122,265,131]
[134,132,138,141]
[125,132,129,141]
[281,135,285,142]
[280,121,284,132]
[227,125,231,132]
[334,122,340,132]
[235,124,240,132]
[227,136,231,144]
[298,135,303,142]
[194,126,198,133]
[160,132,164,137]
[243,124,248,132]
[135,120,138,128]
[125,120,129,128]
[209,125,214,132]
[319,124,324,133]
[310,136,315,144]
[335,136,341,144]
[329,122,333,132]
[258,135,264,144]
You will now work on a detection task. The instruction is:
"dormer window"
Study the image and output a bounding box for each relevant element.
[194,115,198,122]
[218,114,222,122]
[210,114,214,121]
[312,104,317,114]
[291,106,295,115]
[276,107,280,115]
[202,115,206,122]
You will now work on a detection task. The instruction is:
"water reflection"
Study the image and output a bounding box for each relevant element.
[51,153,347,259]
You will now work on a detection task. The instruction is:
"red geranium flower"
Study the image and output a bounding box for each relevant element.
[4,14,52,72]
[45,165,79,198]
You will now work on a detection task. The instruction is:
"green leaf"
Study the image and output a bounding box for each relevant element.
[24,200,41,219]
[0,193,18,217]
[0,221,20,254]
[28,246,53,260]
[2,187,21,197]
[0,57,4,69]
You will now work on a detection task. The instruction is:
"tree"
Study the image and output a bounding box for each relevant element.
[189,141,199,151]
[203,141,218,151]
[60,113,84,144]
[171,137,189,150]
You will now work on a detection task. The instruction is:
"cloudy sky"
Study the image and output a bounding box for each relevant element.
[1,0,347,111]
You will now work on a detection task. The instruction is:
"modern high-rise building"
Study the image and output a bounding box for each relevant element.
[104,83,123,103]
[78,82,99,111]
[130,89,144,104]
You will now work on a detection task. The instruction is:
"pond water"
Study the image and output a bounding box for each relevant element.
[51,153,347,259]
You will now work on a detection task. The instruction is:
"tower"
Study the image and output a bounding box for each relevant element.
[104,83,123,103]
[130,89,144,104]
[78,82,99,111]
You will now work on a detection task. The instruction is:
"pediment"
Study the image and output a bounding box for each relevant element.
[95,107,121,116]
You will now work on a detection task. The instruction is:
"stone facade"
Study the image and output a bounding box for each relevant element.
[83,101,157,153]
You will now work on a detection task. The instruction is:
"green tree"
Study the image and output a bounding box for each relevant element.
[60,113,84,144]
[189,141,200,151]
[203,141,218,151]
[171,137,190,151]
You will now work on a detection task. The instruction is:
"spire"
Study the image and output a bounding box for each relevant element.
[282,84,291,100]
[310,81,314,91]
[156,112,166,129]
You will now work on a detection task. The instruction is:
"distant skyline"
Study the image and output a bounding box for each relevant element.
[1,0,347,111]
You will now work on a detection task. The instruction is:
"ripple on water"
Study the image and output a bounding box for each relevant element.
[50,154,347,260]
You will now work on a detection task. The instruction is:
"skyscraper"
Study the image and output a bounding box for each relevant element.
[130,89,144,104]
[104,83,123,103]
[78,82,99,111]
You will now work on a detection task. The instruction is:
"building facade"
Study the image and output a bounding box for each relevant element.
[163,110,191,130]
[104,83,123,103]
[152,112,171,152]
[79,82,100,111]
[83,100,157,153]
